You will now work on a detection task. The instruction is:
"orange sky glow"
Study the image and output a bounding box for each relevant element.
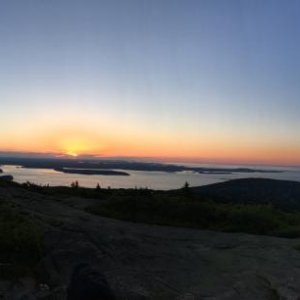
[1,125,299,166]
[1,1,300,167]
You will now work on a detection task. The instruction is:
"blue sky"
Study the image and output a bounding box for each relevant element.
[0,0,300,164]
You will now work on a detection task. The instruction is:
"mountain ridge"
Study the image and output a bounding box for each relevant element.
[191,178,300,210]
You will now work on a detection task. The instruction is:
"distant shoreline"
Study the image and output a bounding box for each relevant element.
[0,156,283,175]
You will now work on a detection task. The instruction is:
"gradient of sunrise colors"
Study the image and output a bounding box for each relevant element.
[1,0,300,165]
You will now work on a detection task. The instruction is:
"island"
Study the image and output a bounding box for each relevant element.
[54,168,129,176]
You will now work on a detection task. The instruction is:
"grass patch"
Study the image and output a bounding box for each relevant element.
[85,188,300,238]
[0,201,43,279]
[15,180,300,238]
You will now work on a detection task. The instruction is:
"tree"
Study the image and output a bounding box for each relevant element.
[71,181,79,189]
[181,181,191,199]
[183,181,190,189]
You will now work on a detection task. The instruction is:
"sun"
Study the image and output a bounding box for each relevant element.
[58,133,106,157]
[66,151,78,157]
[62,137,95,157]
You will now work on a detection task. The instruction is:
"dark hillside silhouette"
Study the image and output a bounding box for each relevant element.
[191,178,300,210]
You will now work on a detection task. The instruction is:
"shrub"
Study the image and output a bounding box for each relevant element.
[0,204,43,278]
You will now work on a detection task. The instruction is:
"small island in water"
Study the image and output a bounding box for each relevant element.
[54,167,129,176]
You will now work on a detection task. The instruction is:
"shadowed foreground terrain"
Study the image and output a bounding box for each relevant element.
[1,179,300,299]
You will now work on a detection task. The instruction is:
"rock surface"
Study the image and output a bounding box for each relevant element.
[1,184,300,299]
[0,175,14,182]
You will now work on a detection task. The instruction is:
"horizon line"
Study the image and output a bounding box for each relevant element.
[0,150,299,168]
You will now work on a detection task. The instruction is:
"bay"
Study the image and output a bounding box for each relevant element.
[1,164,300,190]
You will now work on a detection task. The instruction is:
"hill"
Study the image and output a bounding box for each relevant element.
[191,178,300,210]
[1,181,300,299]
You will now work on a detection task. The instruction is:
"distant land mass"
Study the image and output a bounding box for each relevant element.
[0,156,282,175]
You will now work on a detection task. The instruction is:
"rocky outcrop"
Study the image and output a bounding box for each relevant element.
[67,264,115,300]
[0,166,13,181]
[1,185,300,299]
[0,175,13,182]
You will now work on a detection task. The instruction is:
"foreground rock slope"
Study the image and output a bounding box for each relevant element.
[1,184,300,299]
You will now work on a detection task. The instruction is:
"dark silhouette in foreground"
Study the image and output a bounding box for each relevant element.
[1,178,300,298]
[67,264,115,300]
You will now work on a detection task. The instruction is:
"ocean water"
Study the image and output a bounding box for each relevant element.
[1,164,300,190]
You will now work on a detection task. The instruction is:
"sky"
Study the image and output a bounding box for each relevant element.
[0,0,300,165]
